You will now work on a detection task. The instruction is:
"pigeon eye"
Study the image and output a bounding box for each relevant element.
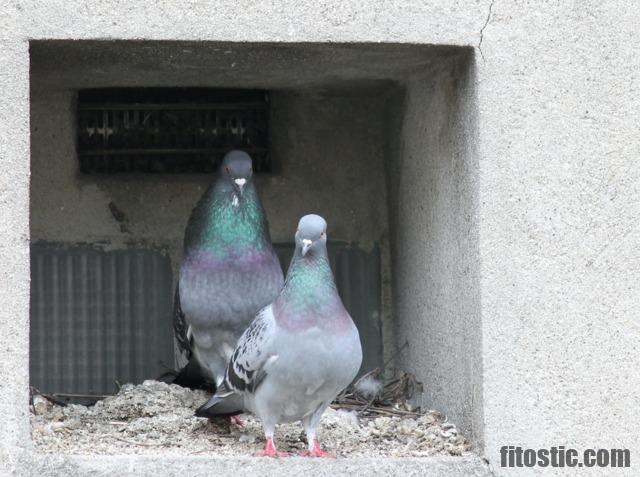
[320,231,325,237]
[225,166,230,174]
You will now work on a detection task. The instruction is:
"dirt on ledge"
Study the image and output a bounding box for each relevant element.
[31,380,472,458]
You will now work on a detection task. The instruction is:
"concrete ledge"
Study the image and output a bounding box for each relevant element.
[30,454,491,477]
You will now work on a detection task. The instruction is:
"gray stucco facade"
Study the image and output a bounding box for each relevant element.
[1,2,638,476]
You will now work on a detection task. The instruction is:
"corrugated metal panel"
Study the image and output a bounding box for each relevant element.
[29,241,381,400]
[274,242,382,375]
[30,243,174,399]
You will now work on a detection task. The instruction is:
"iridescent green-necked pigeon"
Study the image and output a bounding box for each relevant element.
[196,214,363,457]
[173,151,284,394]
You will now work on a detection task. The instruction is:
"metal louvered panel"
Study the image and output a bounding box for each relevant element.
[77,88,270,174]
[274,242,383,375]
[30,243,174,400]
[29,241,381,400]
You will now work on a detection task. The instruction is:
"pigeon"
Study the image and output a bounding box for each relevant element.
[196,214,363,457]
[172,150,284,395]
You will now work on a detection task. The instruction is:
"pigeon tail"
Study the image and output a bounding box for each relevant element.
[195,383,244,417]
[172,358,217,392]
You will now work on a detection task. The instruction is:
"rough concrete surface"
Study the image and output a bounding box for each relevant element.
[476,2,640,476]
[0,1,639,477]
[29,455,492,477]
[0,39,32,473]
[386,53,482,446]
[31,380,471,457]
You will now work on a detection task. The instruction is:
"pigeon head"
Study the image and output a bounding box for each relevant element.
[221,150,254,197]
[295,214,327,257]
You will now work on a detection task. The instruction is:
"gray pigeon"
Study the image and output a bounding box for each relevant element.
[196,214,363,457]
[172,150,284,394]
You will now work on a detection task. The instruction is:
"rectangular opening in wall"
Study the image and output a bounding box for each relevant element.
[77,88,269,173]
[28,40,480,462]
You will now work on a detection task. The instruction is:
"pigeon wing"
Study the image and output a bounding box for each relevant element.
[225,305,278,394]
[173,285,193,357]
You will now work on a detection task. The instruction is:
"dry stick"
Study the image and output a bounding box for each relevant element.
[381,340,409,371]
[367,405,423,417]
[29,387,37,414]
[382,377,404,388]
[337,340,410,401]
[104,435,169,447]
[30,386,69,407]
[331,402,423,417]
[337,379,421,418]
[53,393,111,399]
[358,396,377,416]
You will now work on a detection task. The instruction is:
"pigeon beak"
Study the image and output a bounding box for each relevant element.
[301,239,313,257]
[234,178,246,196]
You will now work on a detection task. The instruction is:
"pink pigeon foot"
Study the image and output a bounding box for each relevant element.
[255,437,289,457]
[230,415,244,427]
[299,439,336,458]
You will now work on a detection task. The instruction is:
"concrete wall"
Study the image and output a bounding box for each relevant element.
[478,2,640,475]
[0,2,638,477]
[29,46,394,258]
[29,42,463,374]
[387,53,482,445]
[0,39,31,473]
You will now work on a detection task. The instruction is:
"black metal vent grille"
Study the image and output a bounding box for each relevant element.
[77,88,269,174]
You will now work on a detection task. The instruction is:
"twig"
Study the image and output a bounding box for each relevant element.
[358,397,377,416]
[382,340,409,370]
[103,435,169,447]
[53,393,111,399]
[30,386,68,407]
[332,369,423,418]
[334,399,421,415]
[331,402,423,418]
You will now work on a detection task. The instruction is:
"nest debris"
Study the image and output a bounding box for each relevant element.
[30,379,472,457]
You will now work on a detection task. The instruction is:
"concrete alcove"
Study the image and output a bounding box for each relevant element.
[29,40,481,447]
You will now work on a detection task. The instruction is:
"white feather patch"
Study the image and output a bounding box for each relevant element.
[221,342,235,361]
[355,374,383,400]
[232,194,239,207]
[264,355,279,369]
